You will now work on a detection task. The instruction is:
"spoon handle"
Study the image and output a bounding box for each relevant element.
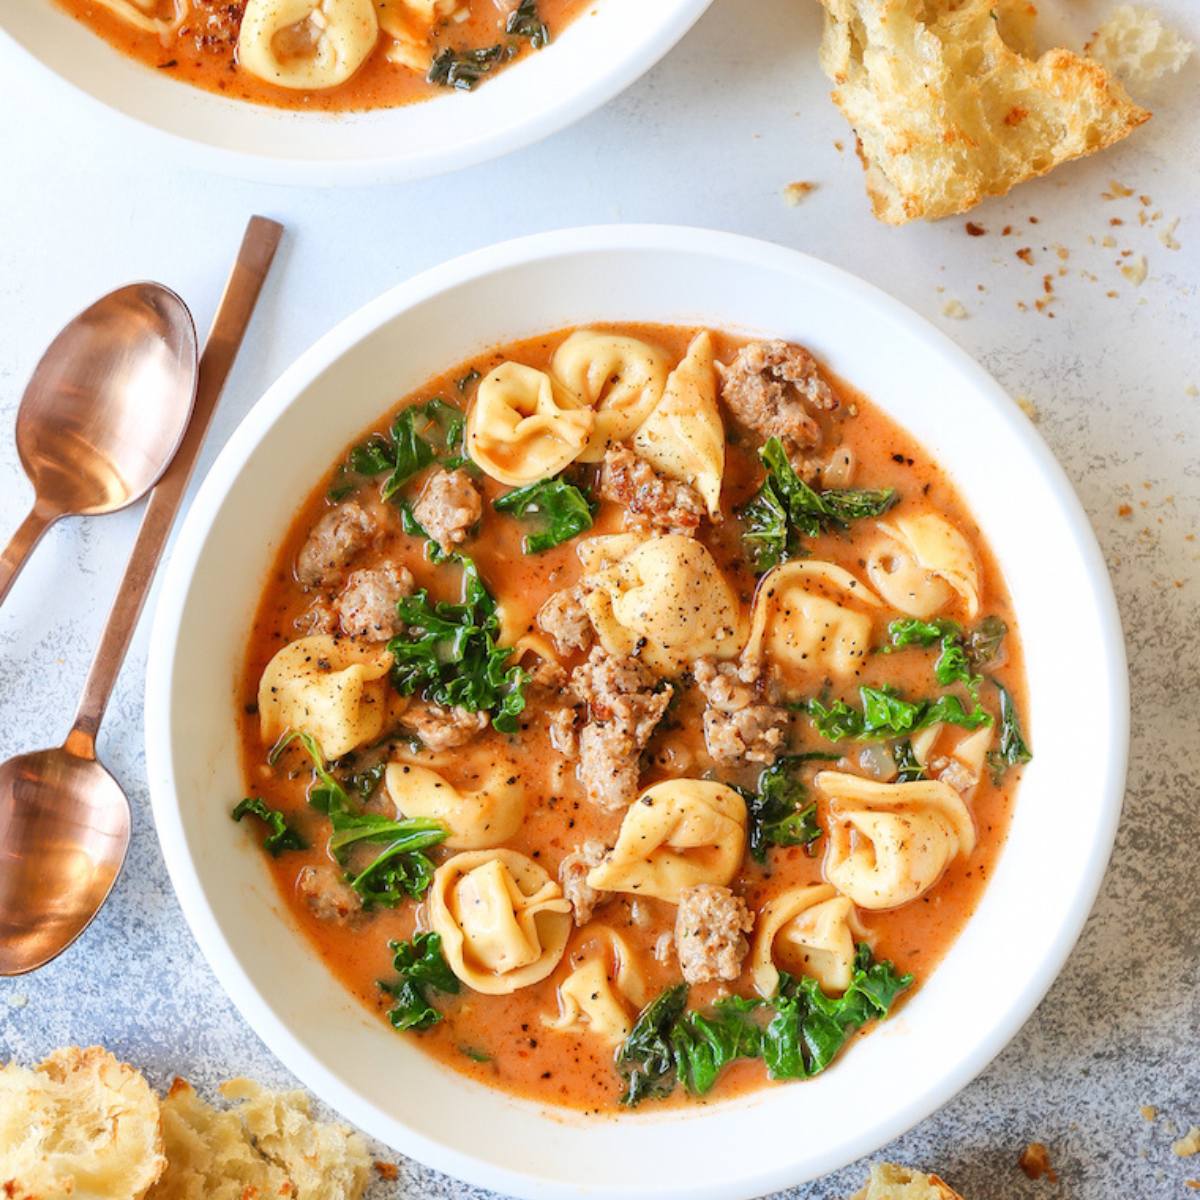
[0,505,56,608]
[64,217,283,759]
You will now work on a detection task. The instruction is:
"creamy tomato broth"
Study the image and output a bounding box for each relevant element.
[56,0,589,112]
[237,323,1030,1112]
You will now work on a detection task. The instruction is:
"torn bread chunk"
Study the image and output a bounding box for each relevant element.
[817,0,1150,224]
[1086,6,1193,89]
[851,1162,966,1200]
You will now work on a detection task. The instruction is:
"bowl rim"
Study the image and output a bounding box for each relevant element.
[0,1,713,186]
[144,224,1129,1199]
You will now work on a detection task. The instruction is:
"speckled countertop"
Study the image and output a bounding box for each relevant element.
[1,1,1197,1196]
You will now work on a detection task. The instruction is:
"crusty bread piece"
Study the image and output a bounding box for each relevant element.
[0,1045,167,1200]
[1086,6,1193,90]
[852,1162,966,1200]
[149,1076,370,1200]
[818,0,1151,224]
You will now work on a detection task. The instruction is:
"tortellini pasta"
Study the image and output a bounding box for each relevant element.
[466,363,594,486]
[816,771,976,910]
[586,780,747,903]
[867,513,982,619]
[429,850,572,994]
[375,0,461,70]
[384,763,523,849]
[550,332,671,462]
[743,560,882,687]
[580,533,744,673]
[257,634,391,758]
[750,883,865,997]
[239,0,379,90]
[542,926,647,1044]
[93,0,187,34]
[631,331,725,519]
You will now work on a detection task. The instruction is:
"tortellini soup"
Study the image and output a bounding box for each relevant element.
[56,0,590,112]
[236,322,1030,1111]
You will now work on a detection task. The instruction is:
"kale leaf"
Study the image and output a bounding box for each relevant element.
[267,731,447,906]
[738,438,898,572]
[881,616,984,697]
[616,947,912,1105]
[506,0,550,47]
[964,615,1008,670]
[741,754,836,863]
[892,739,927,782]
[330,399,466,501]
[387,557,529,733]
[986,679,1032,783]
[427,44,507,90]
[808,685,992,743]
[493,476,596,554]
[231,797,307,856]
[380,932,460,1031]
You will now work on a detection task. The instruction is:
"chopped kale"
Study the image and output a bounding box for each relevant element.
[964,615,1008,670]
[492,476,596,553]
[892,739,927,782]
[808,685,992,743]
[506,0,550,47]
[380,932,460,1031]
[986,679,1032,783]
[456,367,481,394]
[616,947,912,1104]
[427,44,506,90]
[386,557,529,733]
[740,754,836,863]
[738,437,898,571]
[231,797,306,856]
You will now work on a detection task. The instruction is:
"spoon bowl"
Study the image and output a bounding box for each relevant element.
[0,283,198,606]
[0,747,130,976]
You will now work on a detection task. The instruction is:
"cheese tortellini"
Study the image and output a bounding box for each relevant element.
[817,771,976,910]
[550,331,671,462]
[429,850,572,994]
[744,560,882,688]
[586,780,747,903]
[867,513,982,619]
[384,763,523,849]
[466,363,594,486]
[579,533,744,673]
[750,883,865,997]
[543,926,647,1044]
[93,0,187,33]
[257,635,391,758]
[631,331,725,519]
[239,0,379,90]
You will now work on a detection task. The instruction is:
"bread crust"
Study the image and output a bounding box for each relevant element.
[818,0,1151,224]
[852,1162,966,1200]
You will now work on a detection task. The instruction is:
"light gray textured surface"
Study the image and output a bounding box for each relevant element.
[1,1,1198,1196]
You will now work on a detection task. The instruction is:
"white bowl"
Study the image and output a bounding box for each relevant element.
[145,226,1128,1200]
[0,1,711,185]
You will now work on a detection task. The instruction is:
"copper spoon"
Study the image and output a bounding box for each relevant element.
[0,284,199,608]
[0,217,283,975]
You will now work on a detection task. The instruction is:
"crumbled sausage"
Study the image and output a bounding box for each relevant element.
[295,502,375,587]
[547,705,581,755]
[559,840,610,925]
[598,444,704,534]
[411,468,482,554]
[334,562,414,641]
[674,884,754,985]
[571,648,673,810]
[536,586,594,656]
[404,701,489,751]
[693,657,790,765]
[717,340,838,466]
[296,865,362,924]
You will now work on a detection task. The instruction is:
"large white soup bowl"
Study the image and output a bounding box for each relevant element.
[0,0,712,184]
[145,225,1128,1199]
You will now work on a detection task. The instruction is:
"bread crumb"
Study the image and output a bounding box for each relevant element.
[1186,384,1199,397]
[965,221,987,236]
[1102,235,1118,247]
[852,1163,965,1200]
[941,299,969,319]
[1118,504,1133,517]
[1087,6,1194,88]
[374,1161,400,1180]
[1018,1143,1058,1182]
[1141,1104,1159,1121]
[1159,218,1181,250]
[1121,255,1149,284]
[6,992,28,1009]
[1185,1181,1200,1190]
[1016,247,1035,264]
[1103,179,1135,198]
[1174,1128,1200,1157]
[1015,395,1038,421]
[782,181,817,206]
